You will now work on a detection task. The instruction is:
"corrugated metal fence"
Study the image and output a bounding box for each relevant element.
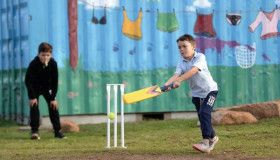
[1,0,280,124]
[0,0,29,123]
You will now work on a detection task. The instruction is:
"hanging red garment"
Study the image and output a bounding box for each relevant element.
[68,0,78,70]
[194,13,216,38]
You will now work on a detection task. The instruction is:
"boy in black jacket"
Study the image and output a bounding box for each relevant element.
[25,42,65,139]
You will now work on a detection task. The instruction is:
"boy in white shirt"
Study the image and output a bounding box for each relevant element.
[164,34,219,153]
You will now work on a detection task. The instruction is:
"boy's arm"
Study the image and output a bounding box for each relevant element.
[25,63,36,99]
[174,66,199,86]
[164,74,179,86]
[50,61,58,101]
[164,62,183,86]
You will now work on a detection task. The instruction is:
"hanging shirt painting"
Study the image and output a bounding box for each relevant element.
[91,7,107,25]
[226,13,241,25]
[194,12,216,38]
[122,7,143,40]
[249,9,280,40]
[156,9,179,32]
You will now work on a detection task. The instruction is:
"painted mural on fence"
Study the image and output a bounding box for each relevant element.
[1,0,278,71]
[1,0,280,121]
[71,0,279,72]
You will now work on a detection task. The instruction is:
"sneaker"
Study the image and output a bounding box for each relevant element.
[192,139,211,153]
[31,133,40,140]
[209,136,219,151]
[54,131,66,139]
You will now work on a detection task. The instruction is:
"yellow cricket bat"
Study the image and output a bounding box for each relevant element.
[123,84,174,104]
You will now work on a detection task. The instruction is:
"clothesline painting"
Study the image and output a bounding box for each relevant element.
[249,9,280,40]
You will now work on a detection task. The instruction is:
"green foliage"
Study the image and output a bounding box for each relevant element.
[0,118,279,159]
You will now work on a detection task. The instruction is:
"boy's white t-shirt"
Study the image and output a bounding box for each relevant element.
[175,52,218,98]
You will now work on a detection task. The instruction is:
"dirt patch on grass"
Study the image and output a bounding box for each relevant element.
[61,152,277,160]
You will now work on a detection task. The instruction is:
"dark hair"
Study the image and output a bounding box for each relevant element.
[38,42,52,54]
[176,34,196,46]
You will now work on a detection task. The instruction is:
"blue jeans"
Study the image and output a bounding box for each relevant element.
[192,91,218,139]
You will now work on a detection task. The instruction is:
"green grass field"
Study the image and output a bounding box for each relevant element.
[0,118,280,160]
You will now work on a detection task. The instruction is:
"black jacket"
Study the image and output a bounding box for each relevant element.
[25,56,58,101]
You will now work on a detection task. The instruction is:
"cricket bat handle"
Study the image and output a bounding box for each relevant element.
[160,83,175,92]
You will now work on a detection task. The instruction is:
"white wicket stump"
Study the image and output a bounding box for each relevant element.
[106,84,126,148]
